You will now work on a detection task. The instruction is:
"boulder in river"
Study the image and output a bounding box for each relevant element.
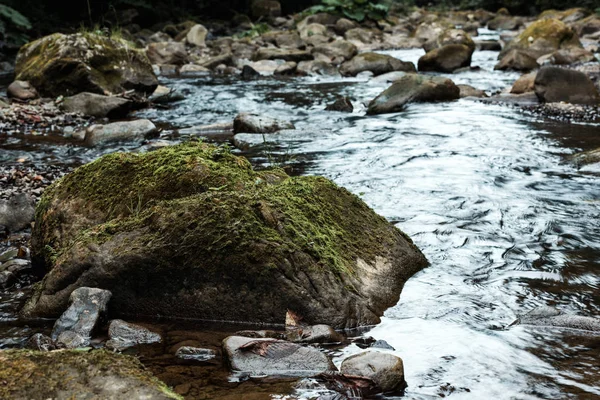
[312,40,358,63]
[325,96,353,112]
[51,287,111,348]
[340,351,406,393]
[457,84,487,98]
[223,336,336,376]
[418,44,474,73]
[513,306,600,332]
[233,112,294,133]
[83,119,158,146]
[534,67,600,105]
[340,53,416,77]
[422,29,475,53]
[511,72,537,94]
[176,346,218,362]
[60,92,132,118]
[254,48,313,63]
[7,80,38,100]
[24,142,427,329]
[572,147,600,167]
[15,33,158,97]
[0,350,181,399]
[494,49,540,72]
[185,24,208,47]
[147,41,188,65]
[499,18,582,60]
[25,333,56,351]
[367,74,460,115]
[106,319,162,351]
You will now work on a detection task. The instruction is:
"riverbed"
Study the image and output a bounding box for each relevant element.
[1,28,599,399]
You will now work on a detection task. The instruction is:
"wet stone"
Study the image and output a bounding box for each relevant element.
[340,351,406,393]
[175,346,218,362]
[106,319,162,351]
[325,97,353,112]
[51,287,112,348]
[25,333,56,351]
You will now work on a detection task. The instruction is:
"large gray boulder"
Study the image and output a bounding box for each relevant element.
[23,143,427,329]
[340,53,415,77]
[0,350,180,399]
[418,44,473,73]
[367,74,460,115]
[15,33,158,97]
[83,119,158,146]
[534,67,600,105]
[494,50,540,72]
[223,336,336,377]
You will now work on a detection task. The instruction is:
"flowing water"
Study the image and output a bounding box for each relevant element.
[1,29,600,399]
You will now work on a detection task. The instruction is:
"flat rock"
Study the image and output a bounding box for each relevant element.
[223,336,336,377]
[84,119,158,146]
[515,306,600,333]
[233,113,294,133]
[176,346,218,362]
[60,92,132,118]
[106,319,162,351]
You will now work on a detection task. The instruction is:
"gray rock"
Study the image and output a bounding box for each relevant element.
[179,64,210,76]
[340,351,406,393]
[511,72,537,94]
[515,306,600,332]
[0,193,35,233]
[106,319,162,351]
[274,61,297,76]
[372,340,395,351]
[51,287,112,348]
[288,324,345,344]
[60,92,132,118]
[25,333,56,351]
[176,346,218,361]
[147,41,188,65]
[296,60,340,77]
[186,24,208,47]
[7,80,38,100]
[340,53,415,77]
[241,65,261,79]
[475,40,502,51]
[0,258,31,274]
[418,44,474,73]
[0,271,15,288]
[0,248,18,263]
[367,74,460,115]
[312,41,358,63]
[56,330,88,349]
[534,66,600,105]
[199,53,233,69]
[84,119,158,146]
[149,86,185,103]
[254,48,313,63]
[223,336,336,377]
[233,113,294,133]
[458,84,487,98]
[494,49,540,72]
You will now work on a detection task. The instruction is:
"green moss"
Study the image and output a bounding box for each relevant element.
[0,350,182,400]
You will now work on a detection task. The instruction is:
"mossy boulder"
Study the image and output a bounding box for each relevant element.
[15,33,158,97]
[0,349,181,399]
[24,142,427,329]
[499,19,582,60]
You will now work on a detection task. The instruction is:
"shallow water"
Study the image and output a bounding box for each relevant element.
[2,30,600,398]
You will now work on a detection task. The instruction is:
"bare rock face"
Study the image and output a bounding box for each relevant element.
[15,33,158,97]
[0,350,180,399]
[23,142,427,329]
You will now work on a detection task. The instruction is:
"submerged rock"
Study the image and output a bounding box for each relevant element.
[534,67,600,105]
[51,287,112,348]
[325,97,353,112]
[367,74,460,115]
[233,112,294,133]
[340,351,406,393]
[106,319,162,351]
[24,142,427,329]
[60,92,132,118]
[223,336,335,377]
[15,33,157,97]
[572,147,600,167]
[514,306,600,332]
[340,53,415,77]
[0,350,181,399]
[418,44,473,73]
[83,119,158,146]
[176,346,218,362]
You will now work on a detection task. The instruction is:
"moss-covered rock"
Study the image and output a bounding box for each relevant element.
[25,142,427,329]
[499,18,582,60]
[0,349,181,399]
[15,33,158,97]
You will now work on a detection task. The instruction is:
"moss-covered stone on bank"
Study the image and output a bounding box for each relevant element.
[0,349,181,399]
[27,142,427,328]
